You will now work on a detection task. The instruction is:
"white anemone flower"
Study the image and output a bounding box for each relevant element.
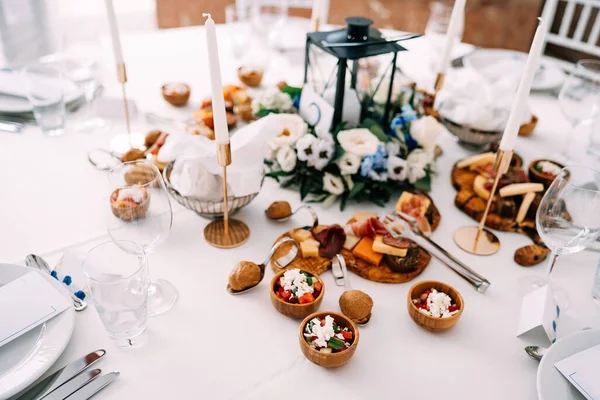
[295,134,317,166]
[406,149,433,183]
[276,145,297,172]
[322,172,345,195]
[387,156,409,181]
[312,138,335,171]
[336,153,362,175]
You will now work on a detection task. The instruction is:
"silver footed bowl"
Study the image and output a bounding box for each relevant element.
[163,161,263,220]
[438,113,503,149]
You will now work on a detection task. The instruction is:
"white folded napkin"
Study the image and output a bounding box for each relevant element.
[52,250,89,302]
[437,68,532,131]
[0,70,81,101]
[158,114,284,197]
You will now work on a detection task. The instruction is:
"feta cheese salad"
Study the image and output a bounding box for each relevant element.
[412,288,459,318]
[304,315,354,353]
[274,268,322,304]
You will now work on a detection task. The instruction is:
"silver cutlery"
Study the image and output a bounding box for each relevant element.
[0,120,23,133]
[227,236,298,295]
[265,204,319,229]
[17,350,105,400]
[43,369,101,400]
[331,254,372,325]
[65,372,119,400]
[525,345,546,361]
[25,254,87,311]
[381,212,491,293]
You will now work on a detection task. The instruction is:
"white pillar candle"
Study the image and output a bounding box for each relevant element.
[203,13,229,145]
[104,0,124,64]
[310,0,322,31]
[499,18,546,151]
[439,0,465,74]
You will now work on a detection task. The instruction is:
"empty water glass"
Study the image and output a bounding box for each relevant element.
[21,62,66,136]
[83,240,149,348]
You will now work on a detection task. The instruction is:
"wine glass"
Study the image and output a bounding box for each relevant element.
[558,60,600,126]
[107,161,176,317]
[531,166,600,306]
[251,0,288,50]
[424,1,464,72]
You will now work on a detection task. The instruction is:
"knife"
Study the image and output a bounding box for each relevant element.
[42,369,101,400]
[0,121,22,133]
[65,372,120,400]
[17,350,105,400]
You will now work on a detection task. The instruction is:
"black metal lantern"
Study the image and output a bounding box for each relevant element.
[303,17,414,130]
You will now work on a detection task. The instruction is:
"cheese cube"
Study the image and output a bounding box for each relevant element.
[300,240,320,258]
[352,237,384,266]
[372,235,408,257]
[343,234,361,251]
[292,229,313,243]
[516,191,536,223]
[352,211,378,222]
[395,192,431,216]
[456,152,495,169]
[499,183,544,197]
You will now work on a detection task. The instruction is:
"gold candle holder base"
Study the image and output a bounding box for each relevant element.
[434,72,446,93]
[204,143,251,248]
[109,132,145,154]
[453,149,514,256]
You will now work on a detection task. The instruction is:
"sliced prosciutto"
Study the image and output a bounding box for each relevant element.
[313,224,346,259]
[344,217,387,238]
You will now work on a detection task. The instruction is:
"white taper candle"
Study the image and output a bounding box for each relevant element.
[499,18,546,151]
[104,0,124,64]
[439,0,465,74]
[203,13,229,144]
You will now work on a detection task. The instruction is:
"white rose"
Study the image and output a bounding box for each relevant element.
[273,114,308,147]
[410,116,443,150]
[312,138,335,171]
[337,128,380,156]
[406,148,433,183]
[296,134,317,166]
[387,156,408,181]
[337,153,361,175]
[276,145,297,172]
[265,141,279,162]
[323,172,345,195]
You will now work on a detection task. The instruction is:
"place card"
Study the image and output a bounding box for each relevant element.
[0,271,71,348]
[299,84,334,132]
[555,344,600,400]
[516,285,559,344]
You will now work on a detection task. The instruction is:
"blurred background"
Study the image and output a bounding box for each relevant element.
[0,0,597,69]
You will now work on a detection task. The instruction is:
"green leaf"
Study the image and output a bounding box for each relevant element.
[327,337,345,350]
[281,85,302,98]
[348,181,365,198]
[340,193,348,211]
[266,170,294,178]
[300,179,311,200]
[361,118,390,143]
[413,174,432,192]
[255,108,277,118]
[332,143,345,162]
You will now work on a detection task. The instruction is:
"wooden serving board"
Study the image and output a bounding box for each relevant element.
[451,154,550,267]
[270,191,440,284]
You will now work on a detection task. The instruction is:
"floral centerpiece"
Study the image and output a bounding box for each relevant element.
[257,85,444,210]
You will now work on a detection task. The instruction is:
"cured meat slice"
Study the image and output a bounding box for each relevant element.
[344,217,387,238]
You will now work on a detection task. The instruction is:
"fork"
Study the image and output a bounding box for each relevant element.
[381,213,491,293]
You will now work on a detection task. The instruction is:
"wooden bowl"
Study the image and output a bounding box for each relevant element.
[407,280,464,332]
[528,159,566,189]
[161,83,191,106]
[110,188,150,222]
[298,311,359,368]
[518,114,538,136]
[270,269,324,319]
[237,66,264,88]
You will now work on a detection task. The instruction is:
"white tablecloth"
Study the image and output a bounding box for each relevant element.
[1,23,599,400]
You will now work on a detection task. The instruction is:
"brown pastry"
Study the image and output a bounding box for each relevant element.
[124,164,157,186]
[145,130,163,147]
[193,109,237,130]
[146,131,169,155]
[228,261,262,291]
[339,290,373,324]
[121,148,145,163]
[384,246,420,273]
[277,81,288,91]
[151,156,168,172]
[110,187,150,221]
[231,90,251,106]
[234,104,255,122]
[162,82,190,106]
[514,244,550,266]
[237,66,264,88]
[266,201,292,220]
[187,123,215,140]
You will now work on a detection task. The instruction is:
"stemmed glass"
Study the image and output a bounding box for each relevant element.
[424,1,464,72]
[531,166,600,306]
[106,161,176,316]
[558,60,600,157]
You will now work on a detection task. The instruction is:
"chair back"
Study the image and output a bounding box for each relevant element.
[541,0,600,58]
[236,0,330,23]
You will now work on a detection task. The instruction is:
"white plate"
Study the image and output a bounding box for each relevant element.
[537,329,600,400]
[0,264,75,400]
[463,48,566,91]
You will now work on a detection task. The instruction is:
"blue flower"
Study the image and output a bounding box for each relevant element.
[50,270,58,280]
[360,155,374,177]
[360,145,388,177]
[390,104,418,136]
[292,94,301,110]
[404,132,418,150]
[74,290,86,300]
[62,275,72,286]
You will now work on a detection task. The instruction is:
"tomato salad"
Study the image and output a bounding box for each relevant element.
[304,315,353,353]
[274,268,322,305]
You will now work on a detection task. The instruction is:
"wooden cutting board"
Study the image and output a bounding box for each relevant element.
[451,154,550,267]
[270,191,440,283]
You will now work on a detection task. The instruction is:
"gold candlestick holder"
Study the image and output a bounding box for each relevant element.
[434,72,446,93]
[204,143,251,248]
[109,63,144,154]
[453,149,514,256]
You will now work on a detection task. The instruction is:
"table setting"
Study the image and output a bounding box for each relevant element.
[1,0,600,399]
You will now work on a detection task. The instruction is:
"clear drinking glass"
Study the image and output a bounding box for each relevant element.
[424,1,464,71]
[225,4,253,58]
[83,240,148,348]
[251,0,288,49]
[21,62,66,136]
[107,161,176,317]
[558,60,600,127]
[592,258,600,305]
[532,166,600,306]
